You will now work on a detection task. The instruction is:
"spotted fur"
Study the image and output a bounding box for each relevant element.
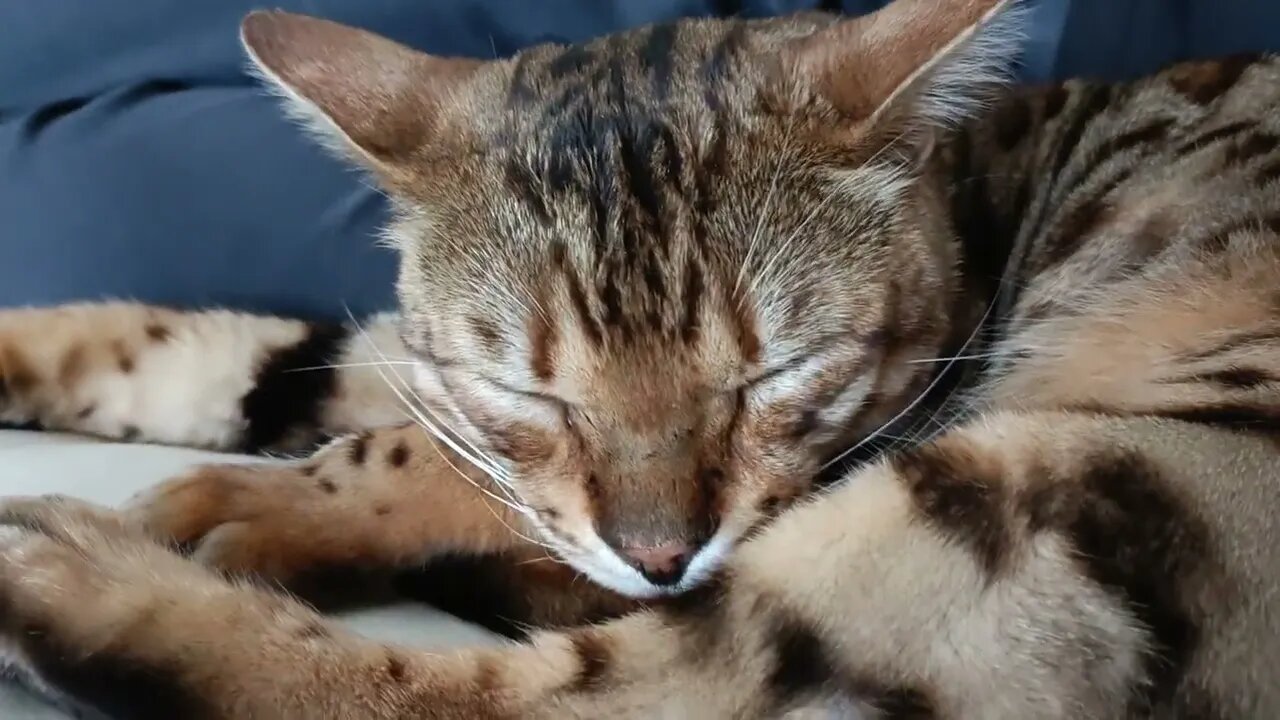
[3,0,1280,716]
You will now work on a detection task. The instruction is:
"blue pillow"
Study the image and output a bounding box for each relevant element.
[0,0,1190,321]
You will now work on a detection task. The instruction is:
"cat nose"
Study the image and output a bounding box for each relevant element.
[620,541,693,586]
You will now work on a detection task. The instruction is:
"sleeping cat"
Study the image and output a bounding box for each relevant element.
[2,0,1280,716]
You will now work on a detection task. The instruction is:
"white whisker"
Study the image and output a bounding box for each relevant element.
[341,308,517,492]
[735,121,795,296]
[284,360,419,373]
[906,352,1012,365]
[410,423,548,545]
[821,289,1000,472]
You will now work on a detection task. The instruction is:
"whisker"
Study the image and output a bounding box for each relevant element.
[515,554,562,567]
[820,287,1000,472]
[905,352,1012,365]
[735,120,795,296]
[342,308,515,488]
[338,310,512,479]
[284,360,420,373]
[412,422,529,514]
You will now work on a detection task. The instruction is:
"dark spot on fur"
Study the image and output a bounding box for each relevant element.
[0,349,37,396]
[317,478,338,494]
[890,440,1010,578]
[469,316,503,353]
[349,434,369,466]
[790,408,820,439]
[1018,451,1215,713]
[117,353,135,374]
[584,472,602,499]
[301,465,318,477]
[504,160,552,225]
[767,615,834,703]
[120,425,140,441]
[1255,159,1280,185]
[145,324,171,342]
[1167,54,1257,105]
[74,404,95,420]
[387,441,410,468]
[385,653,408,683]
[681,259,704,344]
[1153,404,1280,435]
[473,657,503,692]
[529,305,558,381]
[758,495,784,517]
[733,300,761,363]
[58,345,88,386]
[240,324,347,453]
[1196,213,1280,254]
[1223,132,1279,167]
[565,631,613,691]
[1042,83,1068,120]
[1174,120,1257,155]
[992,96,1032,151]
[1186,366,1276,389]
[375,504,392,516]
[847,678,937,720]
[552,244,602,345]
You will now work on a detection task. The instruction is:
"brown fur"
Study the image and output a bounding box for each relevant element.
[3,0,1280,717]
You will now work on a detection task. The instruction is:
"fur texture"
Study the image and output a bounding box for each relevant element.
[2,0,1280,716]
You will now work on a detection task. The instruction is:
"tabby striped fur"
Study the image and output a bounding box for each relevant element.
[2,0,1280,717]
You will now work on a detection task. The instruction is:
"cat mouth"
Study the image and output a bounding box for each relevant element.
[566,527,739,599]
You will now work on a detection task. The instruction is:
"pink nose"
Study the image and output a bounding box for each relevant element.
[620,542,691,585]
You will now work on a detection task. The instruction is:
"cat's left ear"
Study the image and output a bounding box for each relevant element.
[240,11,485,172]
[783,0,1026,151]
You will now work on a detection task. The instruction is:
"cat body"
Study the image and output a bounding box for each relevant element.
[1,0,1279,716]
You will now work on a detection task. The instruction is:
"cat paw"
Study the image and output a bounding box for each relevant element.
[0,495,171,662]
[0,494,240,717]
[125,464,328,582]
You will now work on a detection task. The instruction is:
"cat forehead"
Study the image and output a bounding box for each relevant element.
[501,14,836,115]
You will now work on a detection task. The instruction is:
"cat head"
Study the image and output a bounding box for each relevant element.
[241,0,1025,598]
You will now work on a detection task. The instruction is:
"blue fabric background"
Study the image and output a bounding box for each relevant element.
[0,1,1274,320]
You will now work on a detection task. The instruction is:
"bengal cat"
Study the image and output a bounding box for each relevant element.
[2,0,1279,716]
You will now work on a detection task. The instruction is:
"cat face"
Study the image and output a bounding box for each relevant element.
[242,0,1023,597]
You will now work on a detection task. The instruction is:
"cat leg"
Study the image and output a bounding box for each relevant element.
[128,422,640,624]
[127,423,535,587]
[0,302,410,453]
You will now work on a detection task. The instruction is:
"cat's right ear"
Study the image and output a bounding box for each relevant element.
[240,11,483,170]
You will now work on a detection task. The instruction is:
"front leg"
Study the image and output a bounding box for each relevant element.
[0,496,747,719]
[127,423,532,585]
[129,422,639,628]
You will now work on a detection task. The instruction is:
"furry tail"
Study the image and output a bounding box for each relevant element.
[0,303,412,453]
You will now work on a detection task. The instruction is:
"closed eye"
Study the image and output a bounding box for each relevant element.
[741,354,814,389]
[479,376,565,405]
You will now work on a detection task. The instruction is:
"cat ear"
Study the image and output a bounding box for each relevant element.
[783,0,1025,147]
[240,11,483,167]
